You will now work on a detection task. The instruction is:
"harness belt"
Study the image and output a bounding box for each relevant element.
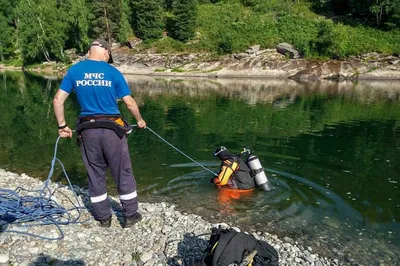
[76,115,132,139]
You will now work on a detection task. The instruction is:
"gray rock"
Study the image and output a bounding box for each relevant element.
[0,254,9,263]
[276,43,301,59]
[19,261,35,266]
[233,53,249,60]
[140,252,153,262]
[0,169,371,266]
[306,255,315,263]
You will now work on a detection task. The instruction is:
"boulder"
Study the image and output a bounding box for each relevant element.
[127,38,143,49]
[246,45,260,54]
[276,43,301,59]
[232,53,249,60]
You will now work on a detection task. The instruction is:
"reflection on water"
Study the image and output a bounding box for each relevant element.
[126,75,400,105]
[0,71,399,265]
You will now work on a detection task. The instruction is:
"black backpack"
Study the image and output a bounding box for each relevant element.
[200,227,279,266]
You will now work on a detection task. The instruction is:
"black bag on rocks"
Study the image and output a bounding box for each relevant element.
[199,227,279,266]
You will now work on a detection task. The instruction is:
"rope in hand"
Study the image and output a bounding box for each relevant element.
[0,124,216,240]
[0,135,87,240]
[146,126,218,176]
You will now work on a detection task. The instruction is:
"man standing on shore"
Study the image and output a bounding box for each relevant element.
[53,38,146,228]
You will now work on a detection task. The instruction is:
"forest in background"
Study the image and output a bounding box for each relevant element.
[0,0,399,65]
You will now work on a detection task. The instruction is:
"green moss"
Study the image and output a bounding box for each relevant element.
[131,252,141,262]
[171,67,185,72]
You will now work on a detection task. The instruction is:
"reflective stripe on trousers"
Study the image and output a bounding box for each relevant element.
[120,190,137,201]
[91,193,108,203]
[80,128,139,221]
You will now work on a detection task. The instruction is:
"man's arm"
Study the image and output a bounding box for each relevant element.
[53,89,72,138]
[122,95,146,128]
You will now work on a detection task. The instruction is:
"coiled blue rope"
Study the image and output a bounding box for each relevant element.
[0,136,86,240]
[0,125,216,240]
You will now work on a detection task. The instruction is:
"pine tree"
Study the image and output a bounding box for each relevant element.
[89,0,123,42]
[0,0,18,60]
[117,0,134,43]
[132,0,164,41]
[170,0,197,42]
[0,14,14,60]
[63,0,91,52]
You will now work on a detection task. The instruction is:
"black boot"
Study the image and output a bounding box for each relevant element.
[122,212,142,229]
[98,216,112,228]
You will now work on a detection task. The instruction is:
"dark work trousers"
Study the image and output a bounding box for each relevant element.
[79,128,138,221]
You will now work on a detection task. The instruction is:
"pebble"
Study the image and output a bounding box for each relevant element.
[0,254,8,263]
[19,261,35,266]
[0,169,397,266]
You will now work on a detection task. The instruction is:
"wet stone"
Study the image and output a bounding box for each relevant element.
[0,254,9,263]
[0,169,375,266]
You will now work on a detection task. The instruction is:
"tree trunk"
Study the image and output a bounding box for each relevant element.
[103,0,112,42]
[26,0,51,61]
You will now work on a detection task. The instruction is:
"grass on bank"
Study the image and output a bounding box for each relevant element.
[1,58,24,67]
[138,0,400,59]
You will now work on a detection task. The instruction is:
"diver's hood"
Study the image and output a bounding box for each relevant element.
[216,150,234,161]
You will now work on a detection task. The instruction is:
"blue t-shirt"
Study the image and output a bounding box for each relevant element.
[60,59,131,116]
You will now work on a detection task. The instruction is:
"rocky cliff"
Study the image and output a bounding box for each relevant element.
[113,50,400,81]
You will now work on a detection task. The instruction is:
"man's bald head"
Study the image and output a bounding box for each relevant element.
[88,39,113,63]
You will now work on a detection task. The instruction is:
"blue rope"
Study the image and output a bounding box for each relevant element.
[0,125,218,241]
[0,136,87,240]
[146,126,218,176]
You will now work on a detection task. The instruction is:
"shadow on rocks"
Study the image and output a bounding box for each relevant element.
[166,232,210,266]
[78,191,126,226]
[0,214,16,235]
[28,253,85,265]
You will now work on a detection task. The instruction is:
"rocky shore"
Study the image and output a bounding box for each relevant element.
[0,169,346,266]
[112,50,400,81]
[3,49,399,82]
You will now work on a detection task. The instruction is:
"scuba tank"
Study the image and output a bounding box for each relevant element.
[241,149,271,191]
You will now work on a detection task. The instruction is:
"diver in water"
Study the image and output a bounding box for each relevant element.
[212,146,255,190]
[212,146,272,191]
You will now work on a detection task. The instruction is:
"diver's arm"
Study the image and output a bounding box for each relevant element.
[213,166,233,186]
[213,160,238,186]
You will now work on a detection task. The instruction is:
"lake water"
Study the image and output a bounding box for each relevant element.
[0,71,399,265]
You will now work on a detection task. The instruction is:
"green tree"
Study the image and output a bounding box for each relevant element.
[311,20,349,58]
[170,0,197,42]
[89,0,121,41]
[0,14,15,60]
[0,0,18,60]
[16,0,69,63]
[311,0,400,28]
[132,0,165,41]
[117,0,134,43]
[63,0,91,52]
[0,0,19,25]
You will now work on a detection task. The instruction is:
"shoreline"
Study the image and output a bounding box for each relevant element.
[1,51,399,81]
[2,66,400,82]
[121,71,400,81]
[0,169,343,266]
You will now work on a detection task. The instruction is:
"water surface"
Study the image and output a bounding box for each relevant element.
[0,71,399,265]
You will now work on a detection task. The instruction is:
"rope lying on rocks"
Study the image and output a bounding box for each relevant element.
[0,136,85,240]
[0,125,216,241]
